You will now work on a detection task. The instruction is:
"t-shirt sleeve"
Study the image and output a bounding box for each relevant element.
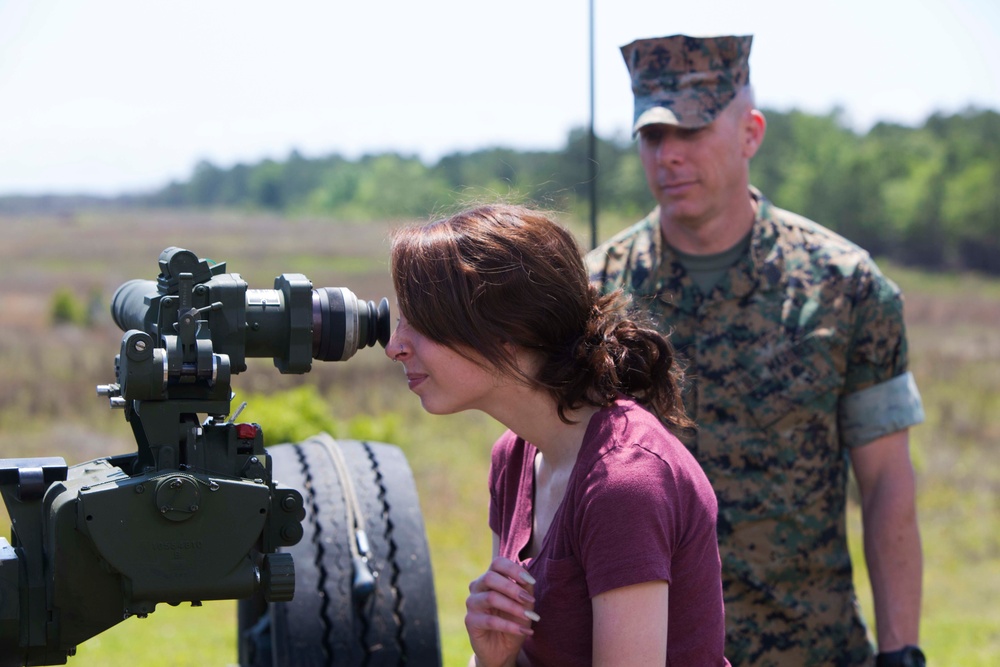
[575,444,677,598]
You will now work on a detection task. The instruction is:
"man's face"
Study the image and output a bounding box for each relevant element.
[637,101,759,231]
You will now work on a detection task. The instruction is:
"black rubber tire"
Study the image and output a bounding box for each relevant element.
[238,434,441,667]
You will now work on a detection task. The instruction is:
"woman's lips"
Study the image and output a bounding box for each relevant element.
[405,373,427,390]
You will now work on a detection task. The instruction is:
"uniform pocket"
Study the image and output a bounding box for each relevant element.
[713,327,848,518]
[736,327,845,431]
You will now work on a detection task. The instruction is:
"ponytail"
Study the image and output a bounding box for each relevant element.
[538,287,693,432]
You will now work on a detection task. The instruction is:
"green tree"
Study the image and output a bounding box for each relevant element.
[248,159,286,210]
[941,159,1000,271]
[135,108,1000,275]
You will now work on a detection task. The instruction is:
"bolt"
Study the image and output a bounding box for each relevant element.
[189,504,199,512]
[135,484,145,494]
[134,340,146,352]
[281,495,298,511]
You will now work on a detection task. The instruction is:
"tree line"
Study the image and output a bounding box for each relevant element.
[143,107,999,274]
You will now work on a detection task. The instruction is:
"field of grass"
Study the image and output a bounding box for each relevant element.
[1,209,998,666]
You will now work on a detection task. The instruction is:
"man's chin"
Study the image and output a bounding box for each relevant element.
[659,203,708,229]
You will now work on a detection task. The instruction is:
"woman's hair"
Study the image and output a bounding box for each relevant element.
[390,204,691,430]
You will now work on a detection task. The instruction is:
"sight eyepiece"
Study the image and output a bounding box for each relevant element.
[110,248,390,374]
[312,288,391,362]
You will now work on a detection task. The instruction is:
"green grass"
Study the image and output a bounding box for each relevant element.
[881,259,1000,299]
[2,210,999,665]
[849,485,1000,665]
[66,602,238,666]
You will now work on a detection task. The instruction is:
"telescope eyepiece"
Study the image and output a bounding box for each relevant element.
[312,288,390,362]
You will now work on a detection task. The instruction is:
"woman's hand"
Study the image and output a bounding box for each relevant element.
[465,557,538,667]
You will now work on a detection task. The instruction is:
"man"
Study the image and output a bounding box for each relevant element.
[585,35,926,666]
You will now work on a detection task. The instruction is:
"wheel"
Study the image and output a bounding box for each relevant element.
[238,434,441,667]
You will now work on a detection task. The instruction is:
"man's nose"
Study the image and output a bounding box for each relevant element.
[655,135,684,165]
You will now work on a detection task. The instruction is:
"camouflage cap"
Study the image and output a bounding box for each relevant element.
[621,34,753,134]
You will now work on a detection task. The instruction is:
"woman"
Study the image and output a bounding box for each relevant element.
[387,205,728,667]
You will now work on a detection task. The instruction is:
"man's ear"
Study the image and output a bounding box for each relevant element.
[743,109,767,160]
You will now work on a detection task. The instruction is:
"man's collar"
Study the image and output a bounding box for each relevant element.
[652,188,784,300]
[745,188,785,294]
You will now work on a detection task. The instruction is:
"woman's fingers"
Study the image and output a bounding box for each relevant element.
[470,570,534,603]
[465,608,535,636]
[470,558,535,595]
[464,559,538,667]
[467,588,536,623]
[465,557,539,634]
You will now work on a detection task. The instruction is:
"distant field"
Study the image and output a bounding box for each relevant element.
[1,209,997,666]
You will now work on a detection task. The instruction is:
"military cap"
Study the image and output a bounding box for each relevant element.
[621,34,752,133]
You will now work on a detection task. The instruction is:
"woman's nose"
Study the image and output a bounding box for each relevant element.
[385,332,398,361]
[385,331,407,362]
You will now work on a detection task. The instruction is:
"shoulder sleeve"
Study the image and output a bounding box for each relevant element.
[839,261,925,446]
[845,260,909,389]
[585,242,628,294]
[585,212,660,295]
[575,444,677,597]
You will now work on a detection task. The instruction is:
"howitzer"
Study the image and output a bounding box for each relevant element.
[0,248,441,666]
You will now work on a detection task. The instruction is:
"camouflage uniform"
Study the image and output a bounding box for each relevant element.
[585,190,925,666]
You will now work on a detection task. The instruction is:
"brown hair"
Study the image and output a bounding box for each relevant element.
[390,204,691,430]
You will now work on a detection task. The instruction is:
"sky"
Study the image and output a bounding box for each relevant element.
[1,0,998,196]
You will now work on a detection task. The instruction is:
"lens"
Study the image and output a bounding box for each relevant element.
[111,279,157,332]
[312,288,391,362]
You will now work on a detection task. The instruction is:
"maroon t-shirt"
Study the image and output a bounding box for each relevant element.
[489,398,728,666]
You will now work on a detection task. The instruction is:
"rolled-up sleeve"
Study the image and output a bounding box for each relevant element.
[839,371,925,448]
